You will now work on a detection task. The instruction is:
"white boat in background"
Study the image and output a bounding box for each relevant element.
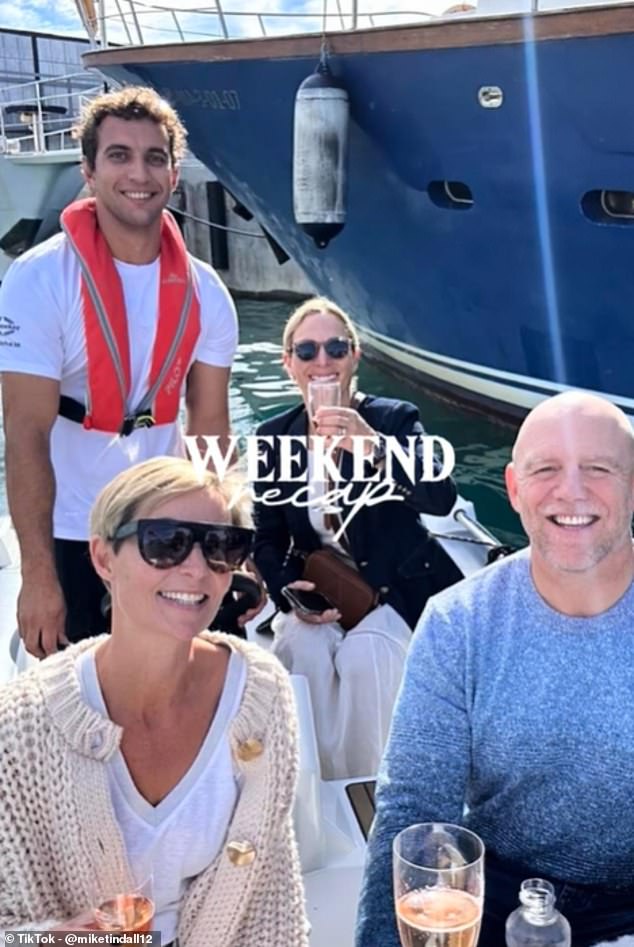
[0,70,103,282]
[0,40,313,297]
[0,499,505,946]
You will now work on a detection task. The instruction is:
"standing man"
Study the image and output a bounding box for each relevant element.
[356,391,634,947]
[0,86,238,657]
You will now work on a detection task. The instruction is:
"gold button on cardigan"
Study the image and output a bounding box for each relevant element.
[236,737,264,761]
[226,840,257,866]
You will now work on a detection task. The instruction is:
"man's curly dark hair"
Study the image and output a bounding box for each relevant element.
[73,85,188,169]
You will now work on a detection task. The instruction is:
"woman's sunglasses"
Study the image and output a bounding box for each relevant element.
[112,518,254,573]
[288,337,353,361]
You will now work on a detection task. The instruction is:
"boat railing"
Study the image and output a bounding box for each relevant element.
[0,72,103,157]
[90,0,475,48]
[87,0,625,50]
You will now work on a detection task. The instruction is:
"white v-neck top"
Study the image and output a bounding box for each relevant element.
[306,448,351,559]
[76,647,246,944]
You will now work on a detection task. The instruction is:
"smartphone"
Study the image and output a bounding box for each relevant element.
[282,586,334,615]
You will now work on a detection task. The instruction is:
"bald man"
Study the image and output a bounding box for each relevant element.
[356,392,634,947]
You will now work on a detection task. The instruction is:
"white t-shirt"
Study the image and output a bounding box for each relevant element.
[76,646,246,945]
[0,233,238,539]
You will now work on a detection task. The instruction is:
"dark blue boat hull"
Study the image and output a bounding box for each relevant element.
[89,21,634,417]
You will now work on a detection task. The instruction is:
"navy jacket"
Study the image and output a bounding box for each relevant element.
[252,394,462,629]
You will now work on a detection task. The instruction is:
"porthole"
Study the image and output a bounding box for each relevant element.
[581,189,634,224]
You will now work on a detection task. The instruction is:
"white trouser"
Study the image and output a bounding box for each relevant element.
[272,604,410,780]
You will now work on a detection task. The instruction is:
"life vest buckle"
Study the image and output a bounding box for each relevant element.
[120,412,156,437]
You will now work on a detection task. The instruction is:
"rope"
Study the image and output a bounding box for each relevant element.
[427,532,499,547]
[320,35,330,65]
[427,532,519,564]
[167,204,267,239]
[319,0,332,68]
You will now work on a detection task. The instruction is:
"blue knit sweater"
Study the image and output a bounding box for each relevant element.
[355,549,634,947]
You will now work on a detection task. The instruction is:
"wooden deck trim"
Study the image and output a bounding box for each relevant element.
[83,3,634,68]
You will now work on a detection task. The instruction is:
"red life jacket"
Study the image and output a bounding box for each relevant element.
[60,197,201,433]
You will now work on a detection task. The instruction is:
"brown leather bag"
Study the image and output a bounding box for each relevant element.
[303,548,378,631]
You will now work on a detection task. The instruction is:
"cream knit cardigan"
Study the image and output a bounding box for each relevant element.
[0,633,309,947]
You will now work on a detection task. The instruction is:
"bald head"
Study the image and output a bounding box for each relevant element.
[506,390,634,599]
[512,392,634,472]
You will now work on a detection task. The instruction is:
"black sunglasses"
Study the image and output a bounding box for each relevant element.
[112,518,254,573]
[288,337,354,361]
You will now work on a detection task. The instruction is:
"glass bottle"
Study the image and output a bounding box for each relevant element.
[505,878,571,947]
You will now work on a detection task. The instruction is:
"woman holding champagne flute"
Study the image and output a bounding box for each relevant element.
[253,296,461,779]
[0,456,308,947]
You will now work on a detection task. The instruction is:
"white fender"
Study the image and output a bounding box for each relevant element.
[293,65,349,248]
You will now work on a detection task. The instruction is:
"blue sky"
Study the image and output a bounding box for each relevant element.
[0,0,85,36]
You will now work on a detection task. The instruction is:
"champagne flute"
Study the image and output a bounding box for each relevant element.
[393,823,485,947]
[94,874,155,934]
[307,378,343,502]
[307,379,342,421]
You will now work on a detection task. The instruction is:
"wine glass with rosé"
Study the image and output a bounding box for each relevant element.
[48,873,154,936]
[393,823,485,947]
[94,875,155,934]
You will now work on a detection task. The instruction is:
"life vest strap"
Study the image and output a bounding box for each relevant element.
[59,198,201,433]
[59,395,156,437]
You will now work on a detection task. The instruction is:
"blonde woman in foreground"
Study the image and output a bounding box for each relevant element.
[0,456,307,947]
